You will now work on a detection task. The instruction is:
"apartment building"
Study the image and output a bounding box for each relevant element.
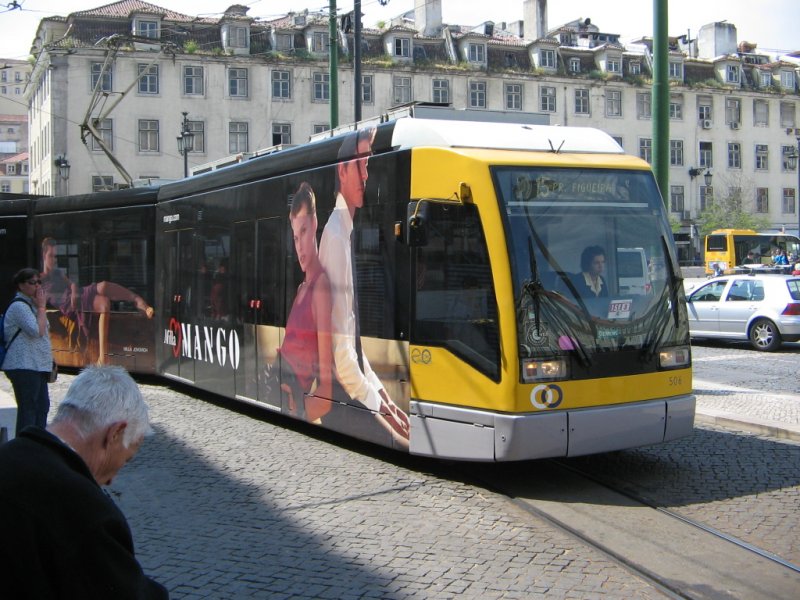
[22,0,800,259]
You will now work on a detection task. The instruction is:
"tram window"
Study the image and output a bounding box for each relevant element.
[413,204,499,381]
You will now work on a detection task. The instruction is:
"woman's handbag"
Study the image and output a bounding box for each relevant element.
[48,361,58,383]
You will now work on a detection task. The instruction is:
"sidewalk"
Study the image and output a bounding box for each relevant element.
[693,378,800,442]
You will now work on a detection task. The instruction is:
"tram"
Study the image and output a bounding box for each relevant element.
[4,115,695,461]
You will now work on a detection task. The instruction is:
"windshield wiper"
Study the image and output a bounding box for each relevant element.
[640,236,683,360]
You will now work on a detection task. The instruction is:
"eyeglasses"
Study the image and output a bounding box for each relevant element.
[26,279,42,285]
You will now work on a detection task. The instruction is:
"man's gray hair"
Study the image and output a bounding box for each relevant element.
[53,366,153,446]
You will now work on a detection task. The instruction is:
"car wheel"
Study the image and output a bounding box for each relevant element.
[749,318,782,351]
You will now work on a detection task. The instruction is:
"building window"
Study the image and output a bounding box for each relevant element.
[183,66,204,95]
[639,138,652,163]
[637,92,652,119]
[362,75,373,104]
[669,140,683,166]
[394,37,411,58]
[698,96,712,122]
[272,70,291,99]
[228,68,248,97]
[699,141,713,168]
[229,122,248,153]
[726,64,740,84]
[539,86,556,112]
[611,136,623,148]
[91,63,112,92]
[137,64,158,94]
[784,146,798,171]
[700,186,714,211]
[137,20,158,39]
[575,88,590,115]
[469,81,486,109]
[313,124,329,135]
[311,31,329,54]
[755,144,769,170]
[275,34,293,51]
[606,89,622,117]
[0,181,9,193]
[629,61,640,75]
[6,164,15,175]
[781,71,795,90]
[187,121,204,153]
[728,142,741,169]
[607,56,621,73]
[92,176,114,192]
[138,120,159,152]
[760,71,772,88]
[432,79,449,104]
[505,83,522,110]
[780,102,796,128]
[272,123,291,145]
[669,96,683,120]
[468,43,485,63]
[755,188,769,213]
[725,98,741,125]
[783,189,796,215]
[753,99,769,126]
[670,186,685,213]
[313,72,330,102]
[668,61,683,79]
[229,26,248,48]
[90,119,113,151]
[569,58,581,73]
[393,76,412,104]
[540,49,555,68]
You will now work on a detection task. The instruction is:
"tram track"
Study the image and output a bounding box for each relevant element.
[457,458,800,600]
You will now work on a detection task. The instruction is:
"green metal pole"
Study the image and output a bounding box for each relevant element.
[652,0,669,206]
[329,0,339,129]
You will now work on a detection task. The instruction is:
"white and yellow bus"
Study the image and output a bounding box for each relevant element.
[704,229,800,274]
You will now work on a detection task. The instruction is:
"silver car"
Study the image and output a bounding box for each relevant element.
[685,274,800,351]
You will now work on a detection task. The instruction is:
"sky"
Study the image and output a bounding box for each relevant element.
[0,0,798,61]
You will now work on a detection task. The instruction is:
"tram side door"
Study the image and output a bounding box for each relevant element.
[231,217,285,407]
[161,227,195,382]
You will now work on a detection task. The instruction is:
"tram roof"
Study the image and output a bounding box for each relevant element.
[390,118,624,155]
[158,117,624,202]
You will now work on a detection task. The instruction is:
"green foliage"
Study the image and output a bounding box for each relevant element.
[696,191,772,237]
[183,40,198,54]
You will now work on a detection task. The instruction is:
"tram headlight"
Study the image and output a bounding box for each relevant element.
[658,346,691,369]
[522,358,567,382]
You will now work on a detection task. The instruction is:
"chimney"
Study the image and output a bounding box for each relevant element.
[523,0,548,40]
[415,0,442,36]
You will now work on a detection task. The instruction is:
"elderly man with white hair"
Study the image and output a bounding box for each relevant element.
[0,365,168,599]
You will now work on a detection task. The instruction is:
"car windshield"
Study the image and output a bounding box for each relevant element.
[492,166,689,360]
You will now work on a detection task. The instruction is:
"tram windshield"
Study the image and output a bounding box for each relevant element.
[493,167,688,362]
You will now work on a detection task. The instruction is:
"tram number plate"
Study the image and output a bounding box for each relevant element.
[607,299,632,319]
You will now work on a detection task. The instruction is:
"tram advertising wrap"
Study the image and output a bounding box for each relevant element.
[5,116,695,462]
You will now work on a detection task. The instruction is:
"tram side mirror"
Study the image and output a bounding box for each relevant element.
[406,201,429,247]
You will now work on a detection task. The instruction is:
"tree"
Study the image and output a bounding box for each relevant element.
[696,172,771,236]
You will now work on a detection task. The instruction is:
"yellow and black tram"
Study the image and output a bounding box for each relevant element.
[8,115,695,461]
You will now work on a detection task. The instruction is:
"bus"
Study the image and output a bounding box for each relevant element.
[8,116,694,462]
[704,229,800,274]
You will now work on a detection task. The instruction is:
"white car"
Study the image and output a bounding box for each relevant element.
[685,274,800,351]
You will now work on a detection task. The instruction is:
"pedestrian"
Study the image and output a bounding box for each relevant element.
[1,267,53,433]
[0,365,169,599]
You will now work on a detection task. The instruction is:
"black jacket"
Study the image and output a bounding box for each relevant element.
[0,427,168,599]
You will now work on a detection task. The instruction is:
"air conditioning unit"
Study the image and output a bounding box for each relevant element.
[730,121,740,130]
[701,119,712,129]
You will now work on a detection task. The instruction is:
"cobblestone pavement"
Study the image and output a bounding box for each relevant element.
[1,373,666,599]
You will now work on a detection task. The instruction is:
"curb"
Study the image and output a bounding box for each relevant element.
[695,408,800,443]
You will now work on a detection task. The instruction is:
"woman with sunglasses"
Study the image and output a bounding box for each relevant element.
[2,268,53,433]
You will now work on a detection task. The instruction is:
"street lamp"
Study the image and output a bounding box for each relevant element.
[786,137,800,239]
[176,111,195,178]
[688,167,713,186]
[54,155,71,180]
